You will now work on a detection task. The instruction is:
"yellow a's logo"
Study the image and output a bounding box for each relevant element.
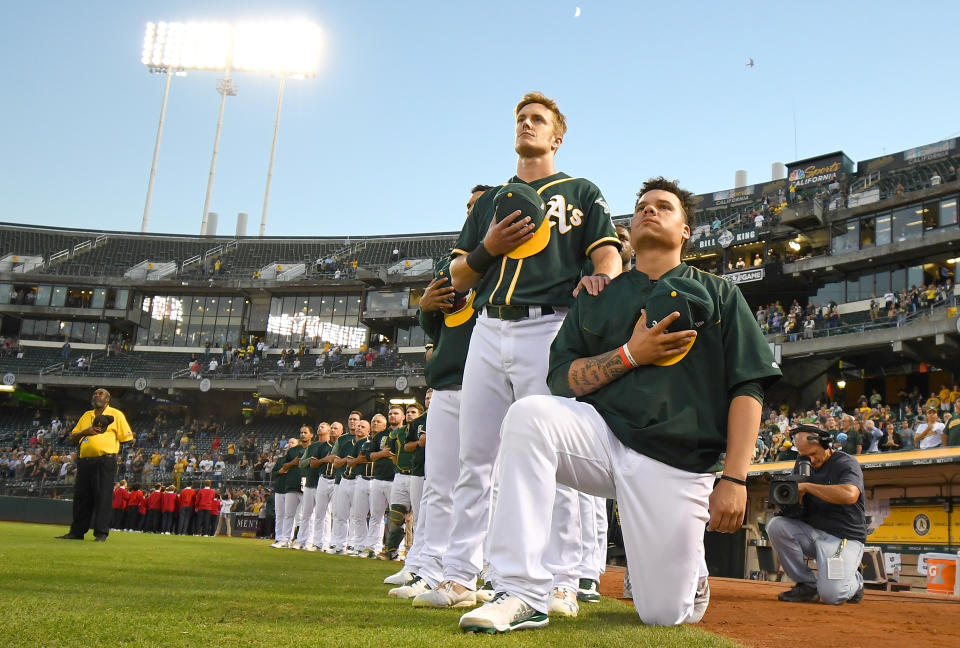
[545,194,583,234]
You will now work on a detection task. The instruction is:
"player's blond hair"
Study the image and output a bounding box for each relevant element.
[515,92,567,139]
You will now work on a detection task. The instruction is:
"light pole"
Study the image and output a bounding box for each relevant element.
[260,74,286,237]
[141,66,173,233]
[201,68,236,236]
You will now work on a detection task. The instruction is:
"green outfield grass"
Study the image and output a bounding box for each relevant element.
[0,522,742,648]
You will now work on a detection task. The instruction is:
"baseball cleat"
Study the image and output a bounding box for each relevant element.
[412,580,477,608]
[389,575,431,599]
[269,541,286,549]
[376,550,396,561]
[323,546,340,555]
[383,568,412,585]
[459,592,549,634]
[576,578,600,603]
[548,587,579,617]
[847,585,864,604]
[360,549,376,559]
[303,544,319,552]
[290,541,304,550]
[688,579,710,623]
[476,581,495,603]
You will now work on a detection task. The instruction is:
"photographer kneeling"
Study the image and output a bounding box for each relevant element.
[766,424,865,604]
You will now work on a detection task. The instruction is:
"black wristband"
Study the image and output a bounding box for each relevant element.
[466,243,498,274]
[719,474,747,486]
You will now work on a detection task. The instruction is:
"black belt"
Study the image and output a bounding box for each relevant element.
[484,305,556,321]
[321,475,335,480]
[361,476,372,480]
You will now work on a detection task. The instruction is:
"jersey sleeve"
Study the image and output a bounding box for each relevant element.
[547,296,592,398]
[720,282,782,395]
[452,202,483,257]
[113,410,133,444]
[418,308,442,343]
[578,183,620,257]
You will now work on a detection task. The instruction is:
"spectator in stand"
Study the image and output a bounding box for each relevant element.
[914,407,946,450]
[947,401,960,446]
[213,456,225,487]
[838,415,861,455]
[863,420,883,453]
[161,485,177,534]
[879,422,901,452]
[735,257,746,270]
[753,253,763,266]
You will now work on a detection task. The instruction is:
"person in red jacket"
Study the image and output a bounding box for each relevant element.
[146,483,164,533]
[111,480,128,529]
[194,480,216,536]
[124,484,145,531]
[210,491,222,534]
[137,486,148,531]
[161,485,177,535]
[177,482,196,535]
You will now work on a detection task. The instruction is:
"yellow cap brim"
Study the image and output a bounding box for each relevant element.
[443,291,476,327]
[651,337,695,367]
[506,220,551,259]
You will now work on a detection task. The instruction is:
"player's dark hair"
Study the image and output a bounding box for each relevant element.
[635,177,696,227]
[349,410,363,418]
[471,184,495,194]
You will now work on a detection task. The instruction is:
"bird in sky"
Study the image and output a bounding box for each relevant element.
[747,58,755,67]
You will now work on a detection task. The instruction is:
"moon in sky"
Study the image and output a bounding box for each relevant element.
[575,7,581,17]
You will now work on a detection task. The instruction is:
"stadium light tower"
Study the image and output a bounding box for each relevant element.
[139,20,321,235]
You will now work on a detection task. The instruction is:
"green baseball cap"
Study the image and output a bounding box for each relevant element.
[493,183,549,259]
[644,276,715,366]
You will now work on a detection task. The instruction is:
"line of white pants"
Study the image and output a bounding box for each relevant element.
[390,473,413,510]
[487,395,713,626]
[366,478,393,552]
[442,312,571,588]
[412,388,461,587]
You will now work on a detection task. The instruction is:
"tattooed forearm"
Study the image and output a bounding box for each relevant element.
[567,348,631,397]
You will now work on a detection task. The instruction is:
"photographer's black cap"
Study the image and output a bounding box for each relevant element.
[789,423,832,448]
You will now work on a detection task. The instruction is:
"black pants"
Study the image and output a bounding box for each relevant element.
[178,506,193,535]
[111,507,124,529]
[161,511,174,533]
[146,509,161,533]
[70,455,116,538]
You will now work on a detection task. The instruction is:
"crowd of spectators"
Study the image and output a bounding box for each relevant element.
[755,278,956,341]
[755,385,960,463]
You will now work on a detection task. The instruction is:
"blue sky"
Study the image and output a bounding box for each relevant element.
[2,1,959,237]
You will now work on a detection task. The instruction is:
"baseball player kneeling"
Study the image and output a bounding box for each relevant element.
[458,177,781,633]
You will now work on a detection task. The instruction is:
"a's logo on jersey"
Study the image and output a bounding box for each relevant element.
[545,194,583,234]
[595,197,611,215]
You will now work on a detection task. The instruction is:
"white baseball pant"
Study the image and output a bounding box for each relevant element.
[309,477,336,548]
[442,310,573,588]
[390,473,413,510]
[577,493,609,582]
[487,395,713,626]
[278,491,301,544]
[299,486,317,544]
[273,493,285,540]
[413,388,461,587]
[366,478,393,552]
[350,478,371,549]
[330,479,355,550]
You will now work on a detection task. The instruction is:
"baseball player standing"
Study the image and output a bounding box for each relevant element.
[413,91,621,611]
[361,413,394,557]
[328,413,361,553]
[385,186,491,594]
[458,177,782,633]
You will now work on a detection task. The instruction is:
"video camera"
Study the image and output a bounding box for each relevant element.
[92,414,115,430]
[768,424,833,513]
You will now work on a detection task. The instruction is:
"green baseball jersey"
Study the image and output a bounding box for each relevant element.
[300,441,325,488]
[365,431,396,481]
[270,454,288,493]
[406,412,427,477]
[452,172,619,308]
[340,435,364,480]
[331,434,356,483]
[388,425,414,474]
[419,308,475,389]
[547,263,782,474]
[316,440,336,480]
[281,446,303,492]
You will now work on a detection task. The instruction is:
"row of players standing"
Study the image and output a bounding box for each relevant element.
[268,403,427,559]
